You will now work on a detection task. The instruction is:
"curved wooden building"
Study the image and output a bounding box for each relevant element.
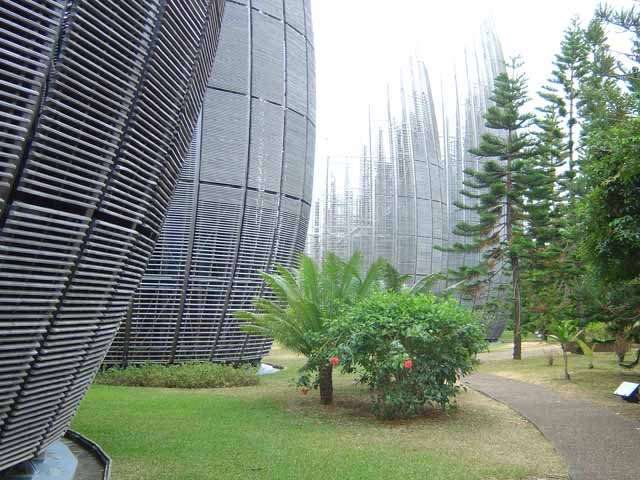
[105,0,316,366]
[0,0,225,471]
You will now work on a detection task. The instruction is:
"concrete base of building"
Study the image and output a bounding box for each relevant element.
[0,431,109,480]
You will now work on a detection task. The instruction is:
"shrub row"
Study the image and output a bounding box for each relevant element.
[95,362,259,389]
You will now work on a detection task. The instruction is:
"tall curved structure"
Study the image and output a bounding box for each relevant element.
[444,24,506,277]
[105,0,316,366]
[308,23,506,326]
[323,61,447,282]
[0,0,225,471]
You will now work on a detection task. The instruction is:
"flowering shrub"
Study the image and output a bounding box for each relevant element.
[332,291,485,419]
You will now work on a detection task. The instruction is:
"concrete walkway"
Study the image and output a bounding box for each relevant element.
[467,373,640,480]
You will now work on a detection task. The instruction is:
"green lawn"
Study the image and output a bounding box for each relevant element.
[72,348,567,480]
[479,350,640,421]
[497,330,540,344]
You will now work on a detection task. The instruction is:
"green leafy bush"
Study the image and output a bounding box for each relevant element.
[332,291,485,419]
[583,321,613,343]
[95,362,259,389]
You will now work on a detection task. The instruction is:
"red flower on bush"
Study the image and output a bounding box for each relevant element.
[300,387,309,396]
[404,359,413,369]
[330,356,340,366]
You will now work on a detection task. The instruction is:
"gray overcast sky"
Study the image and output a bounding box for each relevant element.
[309,0,634,191]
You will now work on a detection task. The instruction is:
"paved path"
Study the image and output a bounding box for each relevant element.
[467,373,640,480]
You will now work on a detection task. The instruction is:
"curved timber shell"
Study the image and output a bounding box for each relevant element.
[105,0,316,365]
[0,0,225,471]
[307,24,507,333]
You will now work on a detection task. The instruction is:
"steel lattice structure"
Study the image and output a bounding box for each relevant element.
[0,0,225,471]
[308,25,508,336]
[105,0,316,366]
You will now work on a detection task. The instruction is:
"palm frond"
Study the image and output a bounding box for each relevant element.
[237,251,386,359]
[360,257,387,296]
[410,273,445,294]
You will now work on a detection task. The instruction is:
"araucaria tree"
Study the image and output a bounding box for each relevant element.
[449,59,535,360]
[540,17,589,177]
[520,20,589,336]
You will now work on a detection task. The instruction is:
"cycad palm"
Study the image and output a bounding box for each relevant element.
[548,320,582,380]
[238,251,383,405]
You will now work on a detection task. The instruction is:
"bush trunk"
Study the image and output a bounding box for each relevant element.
[319,363,333,405]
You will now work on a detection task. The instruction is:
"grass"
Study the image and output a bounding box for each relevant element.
[497,330,540,344]
[72,345,567,480]
[95,362,259,388]
[479,349,640,421]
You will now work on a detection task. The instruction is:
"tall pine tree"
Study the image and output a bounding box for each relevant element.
[540,17,589,177]
[519,106,566,335]
[524,19,590,334]
[450,59,535,360]
[578,18,625,138]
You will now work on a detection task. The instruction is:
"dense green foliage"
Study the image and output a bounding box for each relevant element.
[460,5,640,357]
[551,10,639,342]
[237,252,384,404]
[95,362,258,388]
[332,291,486,419]
[582,117,640,281]
[583,321,613,343]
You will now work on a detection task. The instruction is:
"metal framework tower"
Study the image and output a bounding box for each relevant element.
[105,0,316,366]
[0,0,225,471]
[308,24,506,326]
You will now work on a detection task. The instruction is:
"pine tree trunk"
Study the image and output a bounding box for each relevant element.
[505,140,521,361]
[319,363,333,405]
[568,72,575,175]
[512,254,522,360]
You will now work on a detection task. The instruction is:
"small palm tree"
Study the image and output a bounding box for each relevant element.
[576,339,595,369]
[237,251,383,405]
[548,320,582,380]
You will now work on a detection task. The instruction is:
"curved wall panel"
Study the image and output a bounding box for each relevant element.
[308,25,504,289]
[308,24,508,337]
[0,0,225,471]
[312,59,448,283]
[105,0,316,366]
